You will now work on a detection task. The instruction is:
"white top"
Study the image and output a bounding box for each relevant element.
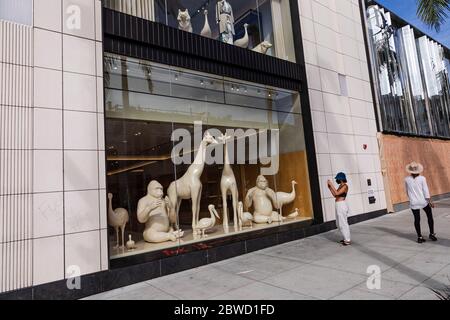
[404,175,431,209]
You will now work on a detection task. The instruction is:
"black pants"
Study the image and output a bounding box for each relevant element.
[411,205,434,237]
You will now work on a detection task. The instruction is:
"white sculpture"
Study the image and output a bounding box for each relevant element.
[216,0,235,44]
[234,23,249,48]
[219,133,238,233]
[252,41,273,54]
[107,193,130,248]
[137,180,184,243]
[244,175,285,224]
[275,181,298,218]
[167,132,218,234]
[287,208,300,219]
[178,9,193,33]
[194,205,220,238]
[237,201,253,230]
[200,10,212,38]
[126,234,136,250]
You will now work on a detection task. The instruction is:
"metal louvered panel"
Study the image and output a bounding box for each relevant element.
[0,20,33,294]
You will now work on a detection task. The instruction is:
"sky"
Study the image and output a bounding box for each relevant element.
[375,0,450,48]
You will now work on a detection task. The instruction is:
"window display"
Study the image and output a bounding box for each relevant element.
[103,0,296,62]
[104,53,312,259]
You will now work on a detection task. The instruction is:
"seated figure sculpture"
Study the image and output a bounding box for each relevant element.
[137,181,184,243]
[245,175,285,224]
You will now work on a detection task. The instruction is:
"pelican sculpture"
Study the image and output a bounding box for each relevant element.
[194,205,220,238]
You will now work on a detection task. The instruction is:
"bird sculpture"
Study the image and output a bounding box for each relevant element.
[287,208,300,219]
[275,181,298,218]
[237,201,253,231]
[126,234,136,250]
[200,10,212,38]
[107,193,130,248]
[194,205,220,238]
[252,41,273,54]
[234,23,249,48]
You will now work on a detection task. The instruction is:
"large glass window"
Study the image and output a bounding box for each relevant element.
[104,53,312,259]
[366,5,450,138]
[103,0,296,62]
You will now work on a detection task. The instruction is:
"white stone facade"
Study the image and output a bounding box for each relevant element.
[0,0,106,293]
[298,0,387,221]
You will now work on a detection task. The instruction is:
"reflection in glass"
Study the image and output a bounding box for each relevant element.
[417,37,450,137]
[397,25,432,135]
[366,5,450,138]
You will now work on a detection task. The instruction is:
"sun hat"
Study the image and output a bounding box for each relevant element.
[335,172,347,181]
[406,162,423,174]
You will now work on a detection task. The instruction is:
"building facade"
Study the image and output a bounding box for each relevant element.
[0,0,426,299]
[364,0,450,212]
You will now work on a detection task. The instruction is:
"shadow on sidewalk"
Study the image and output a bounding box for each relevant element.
[319,232,448,293]
[374,227,450,248]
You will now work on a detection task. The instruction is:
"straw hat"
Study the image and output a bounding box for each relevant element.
[406,162,424,174]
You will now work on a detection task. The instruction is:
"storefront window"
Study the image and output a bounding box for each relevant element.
[103,0,296,62]
[104,53,312,259]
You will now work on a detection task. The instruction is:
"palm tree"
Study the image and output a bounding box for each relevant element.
[416,0,450,31]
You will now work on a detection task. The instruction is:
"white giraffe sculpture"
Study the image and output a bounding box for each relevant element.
[219,133,239,233]
[167,131,218,234]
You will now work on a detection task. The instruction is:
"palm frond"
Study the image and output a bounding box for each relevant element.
[416,0,450,32]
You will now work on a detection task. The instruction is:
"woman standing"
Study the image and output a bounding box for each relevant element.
[328,172,351,246]
[404,162,437,243]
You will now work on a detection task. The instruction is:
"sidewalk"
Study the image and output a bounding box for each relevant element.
[85,198,450,300]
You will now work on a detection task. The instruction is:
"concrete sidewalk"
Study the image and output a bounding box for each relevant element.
[85,198,450,300]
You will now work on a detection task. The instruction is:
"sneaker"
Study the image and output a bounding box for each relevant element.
[429,234,438,241]
[341,241,351,246]
[417,237,426,244]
